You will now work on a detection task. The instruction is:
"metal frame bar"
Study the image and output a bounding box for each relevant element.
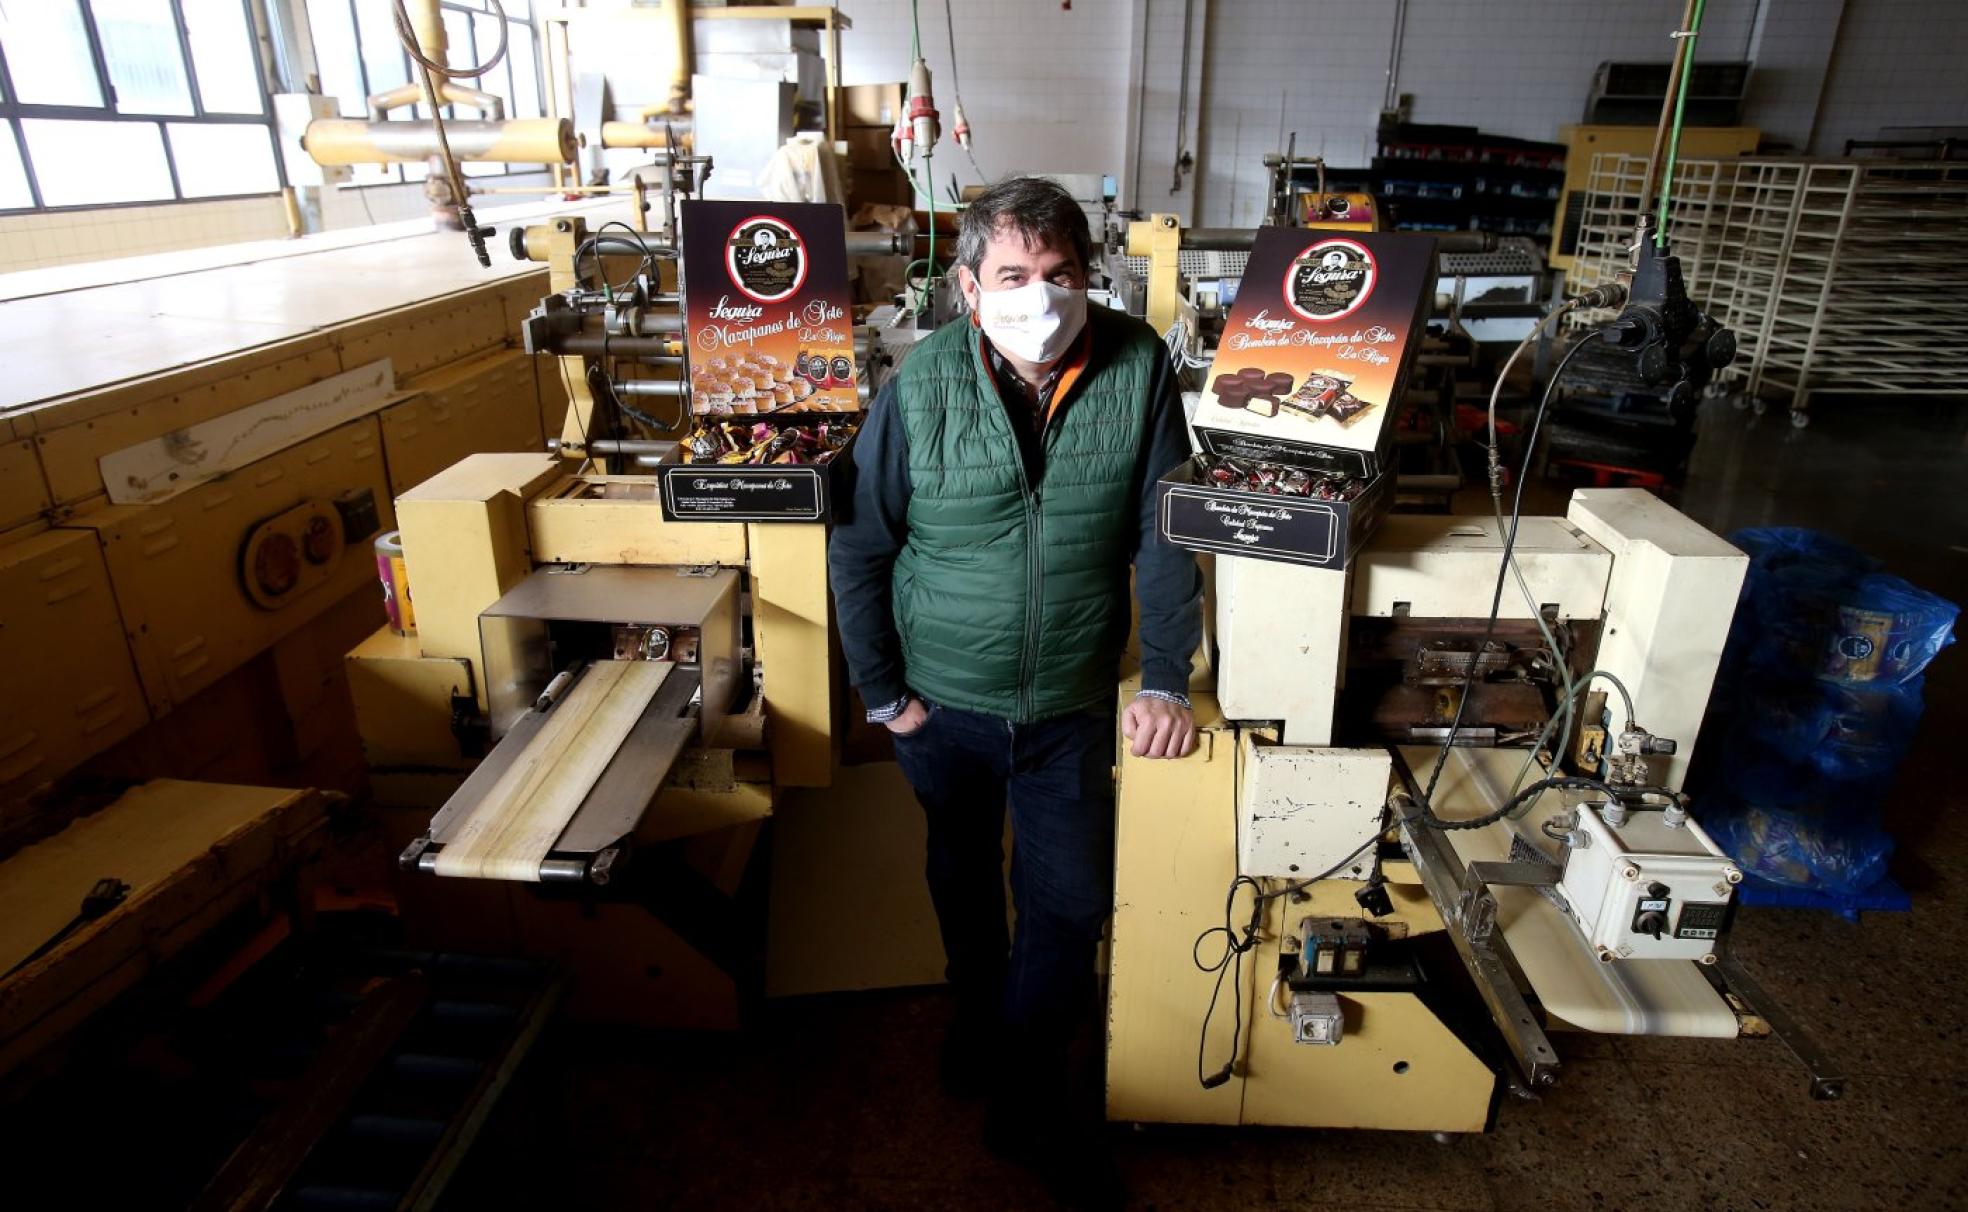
[1705,951,1846,1100]
[1387,748,1563,1091]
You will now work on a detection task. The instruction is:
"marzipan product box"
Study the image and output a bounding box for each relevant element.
[678,199,860,416]
[1192,229,1437,480]
[665,200,863,522]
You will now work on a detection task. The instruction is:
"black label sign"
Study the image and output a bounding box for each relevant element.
[663,466,824,521]
[725,215,808,304]
[1285,238,1376,322]
[1160,486,1343,565]
[1196,428,1376,480]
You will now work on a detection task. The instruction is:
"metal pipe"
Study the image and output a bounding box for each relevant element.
[601,120,693,151]
[664,0,693,115]
[1636,0,1701,228]
[413,851,598,883]
[846,229,905,255]
[304,117,575,166]
[613,379,684,398]
[558,334,679,357]
[1177,227,1495,254]
[553,438,678,455]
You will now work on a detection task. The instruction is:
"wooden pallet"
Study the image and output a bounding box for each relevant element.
[0,780,332,1080]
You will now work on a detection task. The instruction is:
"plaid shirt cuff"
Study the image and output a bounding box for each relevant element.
[866,695,913,724]
[1134,688,1192,711]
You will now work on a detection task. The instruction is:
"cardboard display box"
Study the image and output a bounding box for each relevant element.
[654,420,859,523]
[1191,229,1437,482]
[666,200,863,522]
[1158,228,1433,568]
[1157,460,1392,570]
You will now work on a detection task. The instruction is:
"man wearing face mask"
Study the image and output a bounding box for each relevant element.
[829,176,1201,1205]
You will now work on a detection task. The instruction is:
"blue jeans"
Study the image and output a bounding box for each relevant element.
[890,698,1116,1065]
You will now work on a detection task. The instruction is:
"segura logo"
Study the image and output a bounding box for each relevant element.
[725,216,808,303]
[1284,238,1375,322]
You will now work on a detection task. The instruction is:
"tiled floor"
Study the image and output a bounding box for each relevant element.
[449,395,1968,1212]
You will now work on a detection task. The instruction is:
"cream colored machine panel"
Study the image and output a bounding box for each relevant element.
[71,417,395,714]
[528,476,747,568]
[1353,515,1611,620]
[1238,736,1388,880]
[0,438,53,531]
[1215,557,1351,744]
[0,529,150,803]
[381,348,546,497]
[1566,489,1747,789]
[394,452,564,681]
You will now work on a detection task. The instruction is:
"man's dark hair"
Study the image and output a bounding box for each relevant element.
[954,176,1091,276]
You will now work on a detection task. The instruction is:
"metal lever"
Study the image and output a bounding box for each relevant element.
[1704,950,1846,1100]
[1388,749,1562,1091]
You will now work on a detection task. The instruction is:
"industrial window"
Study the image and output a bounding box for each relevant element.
[306,0,544,187]
[0,0,282,212]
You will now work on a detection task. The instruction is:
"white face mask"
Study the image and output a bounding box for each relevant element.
[972,279,1088,366]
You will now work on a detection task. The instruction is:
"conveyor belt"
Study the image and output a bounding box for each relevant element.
[410,660,701,884]
[1420,747,1739,1038]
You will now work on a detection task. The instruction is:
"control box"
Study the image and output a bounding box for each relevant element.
[1558,804,1740,962]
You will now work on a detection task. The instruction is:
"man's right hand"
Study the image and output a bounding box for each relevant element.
[885,697,931,736]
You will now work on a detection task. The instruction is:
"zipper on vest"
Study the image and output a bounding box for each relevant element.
[1021,488,1042,720]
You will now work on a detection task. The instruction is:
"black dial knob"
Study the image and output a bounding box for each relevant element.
[1636,910,1668,940]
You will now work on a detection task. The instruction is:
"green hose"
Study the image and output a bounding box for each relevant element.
[1655,0,1706,246]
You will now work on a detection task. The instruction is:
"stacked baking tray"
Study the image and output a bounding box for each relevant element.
[1568,154,1968,426]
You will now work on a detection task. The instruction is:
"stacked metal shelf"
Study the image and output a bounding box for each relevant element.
[1566,154,1968,426]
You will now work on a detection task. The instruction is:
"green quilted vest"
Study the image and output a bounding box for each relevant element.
[891,304,1158,722]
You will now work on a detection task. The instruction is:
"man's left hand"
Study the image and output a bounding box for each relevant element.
[1123,696,1198,759]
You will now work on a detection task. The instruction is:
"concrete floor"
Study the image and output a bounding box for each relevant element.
[448,395,1968,1212]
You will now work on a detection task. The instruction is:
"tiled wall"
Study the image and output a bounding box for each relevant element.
[1810,0,1968,155]
[1192,0,1768,227]
[837,0,1137,193]
[0,196,292,274]
[0,173,554,275]
[842,0,1948,229]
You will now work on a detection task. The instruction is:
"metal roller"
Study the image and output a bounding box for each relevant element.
[304,117,576,166]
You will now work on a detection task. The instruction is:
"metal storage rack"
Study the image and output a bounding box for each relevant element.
[1566,154,1968,426]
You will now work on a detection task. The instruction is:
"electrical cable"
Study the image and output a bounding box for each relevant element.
[576,221,669,296]
[1413,334,1599,829]
[939,0,988,181]
[394,0,509,80]
[1193,834,1380,1089]
[391,0,510,266]
[1505,667,1641,809]
[1654,0,1708,246]
[555,356,593,459]
[941,0,963,115]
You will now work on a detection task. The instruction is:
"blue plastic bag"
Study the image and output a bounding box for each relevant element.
[1706,797,1893,897]
[1697,528,1957,895]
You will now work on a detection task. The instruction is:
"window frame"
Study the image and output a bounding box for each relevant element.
[332,0,543,188]
[0,0,284,213]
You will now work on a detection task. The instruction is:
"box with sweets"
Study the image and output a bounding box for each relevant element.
[659,199,863,521]
[1191,228,1437,480]
[1156,228,1434,567]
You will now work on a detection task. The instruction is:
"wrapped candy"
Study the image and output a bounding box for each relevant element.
[1188,453,1361,501]
[679,418,859,467]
